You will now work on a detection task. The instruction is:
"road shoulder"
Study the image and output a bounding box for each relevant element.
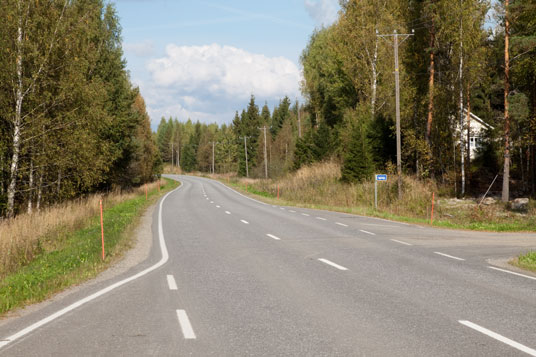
[0,203,156,325]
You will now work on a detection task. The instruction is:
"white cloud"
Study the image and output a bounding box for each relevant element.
[123,40,155,57]
[304,0,339,27]
[147,43,300,100]
[141,43,302,126]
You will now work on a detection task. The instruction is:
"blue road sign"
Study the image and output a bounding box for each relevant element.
[375,174,387,181]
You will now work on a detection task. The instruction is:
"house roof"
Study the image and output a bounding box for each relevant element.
[462,109,494,130]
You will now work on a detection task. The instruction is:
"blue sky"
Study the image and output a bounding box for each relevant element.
[114,0,341,128]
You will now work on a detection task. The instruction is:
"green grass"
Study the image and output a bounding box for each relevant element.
[513,251,536,273]
[0,179,179,315]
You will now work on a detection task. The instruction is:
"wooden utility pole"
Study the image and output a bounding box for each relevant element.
[502,0,510,203]
[377,29,413,199]
[259,126,268,178]
[210,141,218,174]
[239,136,250,178]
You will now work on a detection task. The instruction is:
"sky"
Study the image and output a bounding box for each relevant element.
[114,0,341,129]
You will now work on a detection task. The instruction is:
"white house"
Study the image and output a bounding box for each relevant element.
[457,109,494,159]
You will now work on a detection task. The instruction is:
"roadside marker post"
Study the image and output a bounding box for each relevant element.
[100,199,105,260]
[374,174,387,210]
[431,192,435,225]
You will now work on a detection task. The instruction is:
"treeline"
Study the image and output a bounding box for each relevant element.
[299,0,535,199]
[159,0,536,201]
[0,1,160,218]
[156,96,305,178]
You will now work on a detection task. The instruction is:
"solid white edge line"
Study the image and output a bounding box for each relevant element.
[240,220,249,224]
[266,234,281,241]
[0,183,181,350]
[316,217,327,221]
[335,222,348,227]
[390,239,412,246]
[225,211,231,215]
[211,178,268,206]
[177,310,196,339]
[459,320,536,356]
[360,229,376,235]
[489,266,536,281]
[167,275,178,291]
[318,258,348,271]
[434,251,465,261]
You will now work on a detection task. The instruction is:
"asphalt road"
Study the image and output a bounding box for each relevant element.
[1,175,535,356]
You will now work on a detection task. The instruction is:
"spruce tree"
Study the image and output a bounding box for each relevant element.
[341,121,374,183]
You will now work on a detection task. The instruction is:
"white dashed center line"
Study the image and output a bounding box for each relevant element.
[316,217,327,221]
[266,234,281,240]
[359,229,376,235]
[289,210,296,213]
[280,207,285,210]
[176,310,196,339]
[210,201,214,204]
[301,213,310,217]
[434,252,465,261]
[240,220,249,225]
[459,320,536,356]
[216,205,220,208]
[391,239,412,246]
[318,258,348,271]
[335,222,348,227]
[167,275,178,290]
[488,266,536,281]
[225,211,231,215]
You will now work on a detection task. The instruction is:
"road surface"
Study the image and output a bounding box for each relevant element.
[1,175,535,356]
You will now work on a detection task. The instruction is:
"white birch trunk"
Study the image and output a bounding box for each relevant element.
[7,3,24,218]
[371,38,378,118]
[27,159,34,214]
[36,171,43,212]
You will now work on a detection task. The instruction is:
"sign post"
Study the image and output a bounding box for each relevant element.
[375,174,387,210]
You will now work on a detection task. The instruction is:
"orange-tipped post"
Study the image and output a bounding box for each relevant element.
[430,192,435,225]
[100,199,105,260]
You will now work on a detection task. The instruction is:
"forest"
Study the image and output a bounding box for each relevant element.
[0,0,161,218]
[157,0,536,203]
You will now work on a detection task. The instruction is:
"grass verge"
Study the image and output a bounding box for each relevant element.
[511,252,536,273]
[205,161,535,232]
[0,178,179,316]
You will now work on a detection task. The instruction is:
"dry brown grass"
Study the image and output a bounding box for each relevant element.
[247,161,435,217]
[222,161,535,230]
[0,180,165,277]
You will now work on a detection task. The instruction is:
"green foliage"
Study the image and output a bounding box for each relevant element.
[341,110,374,183]
[0,1,160,217]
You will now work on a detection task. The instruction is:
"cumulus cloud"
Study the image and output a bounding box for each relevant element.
[123,40,155,57]
[147,43,300,100]
[304,0,339,27]
[141,43,302,126]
